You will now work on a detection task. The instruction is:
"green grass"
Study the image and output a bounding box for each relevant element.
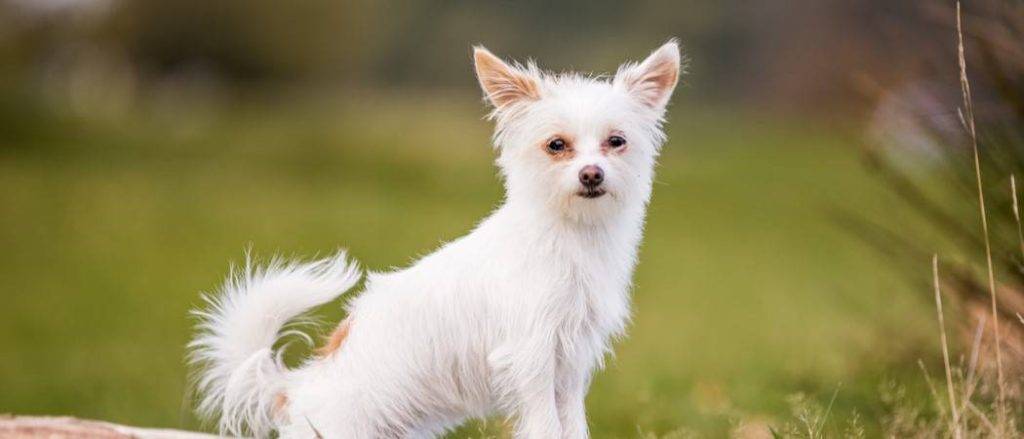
[0,91,937,437]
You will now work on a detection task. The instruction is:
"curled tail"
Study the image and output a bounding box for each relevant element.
[188,251,361,437]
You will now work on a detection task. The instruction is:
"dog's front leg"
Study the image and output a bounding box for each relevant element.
[556,373,591,438]
[491,340,563,438]
[513,355,562,438]
[556,352,594,439]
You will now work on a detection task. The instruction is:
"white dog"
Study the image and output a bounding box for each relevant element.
[190,41,681,438]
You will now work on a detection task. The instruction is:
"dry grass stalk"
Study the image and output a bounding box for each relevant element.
[955,0,1006,415]
[1011,175,1024,260]
[933,255,963,439]
[961,315,986,410]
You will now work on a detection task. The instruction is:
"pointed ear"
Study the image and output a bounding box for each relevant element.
[473,46,541,109]
[614,40,682,112]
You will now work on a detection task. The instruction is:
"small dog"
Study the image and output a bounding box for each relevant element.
[190,41,681,438]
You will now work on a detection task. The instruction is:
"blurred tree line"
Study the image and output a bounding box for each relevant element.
[0,0,958,114]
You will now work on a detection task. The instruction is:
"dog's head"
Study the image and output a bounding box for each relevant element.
[474,41,681,224]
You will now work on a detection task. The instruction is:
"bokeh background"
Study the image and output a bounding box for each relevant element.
[2,0,1021,437]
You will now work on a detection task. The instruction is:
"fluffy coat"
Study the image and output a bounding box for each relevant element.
[190,41,682,438]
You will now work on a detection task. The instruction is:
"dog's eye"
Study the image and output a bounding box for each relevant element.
[607,135,626,148]
[547,138,567,153]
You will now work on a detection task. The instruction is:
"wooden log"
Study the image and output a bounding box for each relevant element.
[0,415,226,439]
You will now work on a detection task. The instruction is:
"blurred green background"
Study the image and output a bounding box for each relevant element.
[0,0,968,437]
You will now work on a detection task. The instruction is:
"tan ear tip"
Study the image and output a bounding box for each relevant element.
[657,39,681,59]
[472,45,496,63]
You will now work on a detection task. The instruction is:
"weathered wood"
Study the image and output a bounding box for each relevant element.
[0,415,225,439]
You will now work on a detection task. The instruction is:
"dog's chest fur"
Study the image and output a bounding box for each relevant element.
[493,206,642,353]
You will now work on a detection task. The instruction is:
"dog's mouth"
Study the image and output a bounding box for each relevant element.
[576,188,607,199]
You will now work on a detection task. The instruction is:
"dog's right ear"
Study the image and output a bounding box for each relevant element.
[473,46,540,109]
[614,40,681,114]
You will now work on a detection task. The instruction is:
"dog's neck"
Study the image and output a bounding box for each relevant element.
[494,196,649,270]
[481,196,644,335]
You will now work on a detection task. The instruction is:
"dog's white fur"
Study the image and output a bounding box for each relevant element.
[190,41,681,438]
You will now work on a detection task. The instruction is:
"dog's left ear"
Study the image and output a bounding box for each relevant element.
[473,46,541,109]
[614,40,682,113]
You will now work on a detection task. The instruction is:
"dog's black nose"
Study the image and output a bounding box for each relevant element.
[578,165,604,188]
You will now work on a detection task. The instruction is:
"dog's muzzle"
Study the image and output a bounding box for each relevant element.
[577,165,606,198]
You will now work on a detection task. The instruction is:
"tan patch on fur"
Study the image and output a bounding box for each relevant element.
[273,393,289,419]
[317,317,353,357]
[602,130,628,155]
[474,48,540,108]
[604,145,627,156]
[543,135,576,161]
[622,57,679,108]
[644,58,679,92]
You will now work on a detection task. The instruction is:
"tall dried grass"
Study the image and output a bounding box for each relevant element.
[771,2,1024,437]
[876,2,1022,437]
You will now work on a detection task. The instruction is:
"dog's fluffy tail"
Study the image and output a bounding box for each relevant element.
[189,251,361,437]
